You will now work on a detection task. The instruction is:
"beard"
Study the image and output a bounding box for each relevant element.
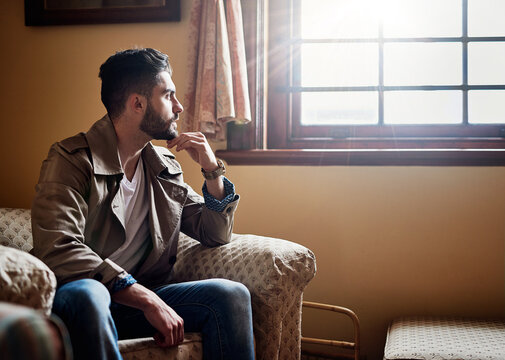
[140,102,179,140]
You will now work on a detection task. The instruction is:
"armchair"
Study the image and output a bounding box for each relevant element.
[0,208,316,360]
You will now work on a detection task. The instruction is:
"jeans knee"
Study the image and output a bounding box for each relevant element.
[207,279,252,311]
[54,279,111,318]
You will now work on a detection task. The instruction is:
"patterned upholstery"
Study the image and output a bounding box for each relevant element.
[0,208,317,360]
[119,333,202,360]
[384,316,505,360]
[0,208,33,251]
[170,233,317,360]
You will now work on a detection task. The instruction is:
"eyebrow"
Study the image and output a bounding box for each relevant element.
[161,87,176,95]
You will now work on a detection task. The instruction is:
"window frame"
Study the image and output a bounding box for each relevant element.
[217,0,505,166]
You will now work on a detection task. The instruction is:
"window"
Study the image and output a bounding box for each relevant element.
[218,0,505,165]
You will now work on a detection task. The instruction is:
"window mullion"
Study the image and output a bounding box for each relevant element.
[378,8,384,126]
[462,0,469,125]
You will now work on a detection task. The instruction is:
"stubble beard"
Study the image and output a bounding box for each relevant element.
[140,102,179,141]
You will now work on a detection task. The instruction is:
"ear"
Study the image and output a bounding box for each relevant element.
[127,93,146,115]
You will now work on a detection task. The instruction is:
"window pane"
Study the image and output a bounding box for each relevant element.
[468,42,505,85]
[384,43,462,85]
[301,92,378,125]
[468,0,505,37]
[301,43,378,87]
[384,91,462,124]
[301,0,378,39]
[382,0,461,37]
[469,90,505,124]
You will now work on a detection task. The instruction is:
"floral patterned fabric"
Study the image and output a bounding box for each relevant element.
[0,208,317,360]
[384,316,505,360]
[183,0,251,140]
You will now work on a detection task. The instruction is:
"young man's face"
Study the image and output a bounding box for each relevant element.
[140,71,184,140]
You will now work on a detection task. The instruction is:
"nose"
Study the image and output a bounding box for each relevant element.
[173,97,184,115]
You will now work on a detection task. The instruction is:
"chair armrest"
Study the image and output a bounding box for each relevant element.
[171,233,316,306]
[170,233,317,359]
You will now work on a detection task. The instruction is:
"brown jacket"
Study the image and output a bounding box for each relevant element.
[31,116,238,291]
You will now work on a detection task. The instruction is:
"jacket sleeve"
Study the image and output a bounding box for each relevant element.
[179,177,239,248]
[31,142,127,291]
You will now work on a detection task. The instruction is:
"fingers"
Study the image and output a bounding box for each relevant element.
[179,320,185,344]
[166,132,217,170]
[153,314,184,348]
[166,132,208,152]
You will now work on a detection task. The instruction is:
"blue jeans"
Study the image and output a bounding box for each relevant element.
[52,278,255,360]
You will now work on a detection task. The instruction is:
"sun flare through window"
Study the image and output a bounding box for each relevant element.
[267,0,505,150]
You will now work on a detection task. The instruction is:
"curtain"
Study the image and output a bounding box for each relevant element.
[183,0,251,141]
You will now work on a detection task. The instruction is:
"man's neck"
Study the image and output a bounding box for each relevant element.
[112,114,151,182]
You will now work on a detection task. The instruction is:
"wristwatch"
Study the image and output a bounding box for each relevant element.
[201,159,226,180]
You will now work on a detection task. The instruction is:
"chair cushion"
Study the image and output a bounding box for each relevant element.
[384,316,505,360]
[0,245,56,316]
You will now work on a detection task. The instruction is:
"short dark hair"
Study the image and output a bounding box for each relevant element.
[98,48,172,119]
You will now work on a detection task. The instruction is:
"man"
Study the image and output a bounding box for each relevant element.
[31,48,255,360]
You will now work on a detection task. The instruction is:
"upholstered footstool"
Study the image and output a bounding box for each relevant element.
[384,316,505,360]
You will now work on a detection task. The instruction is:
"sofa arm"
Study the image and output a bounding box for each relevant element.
[0,245,57,316]
[170,233,317,360]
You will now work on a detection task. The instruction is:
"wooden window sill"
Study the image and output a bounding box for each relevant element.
[216,149,505,166]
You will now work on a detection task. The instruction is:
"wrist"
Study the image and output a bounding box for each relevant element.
[202,162,219,172]
[113,282,157,311]
[201,159,225,180]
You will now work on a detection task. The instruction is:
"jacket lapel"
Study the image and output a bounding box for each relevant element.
[136,144,188,274]
[85,116,126,231]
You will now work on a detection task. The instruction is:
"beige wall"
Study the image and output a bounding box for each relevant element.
[1,1,504,359]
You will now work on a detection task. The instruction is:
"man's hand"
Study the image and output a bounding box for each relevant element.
[166,132,218,172]
[166,132,225,200]
[112,283,184,347]
[143,296,184,347]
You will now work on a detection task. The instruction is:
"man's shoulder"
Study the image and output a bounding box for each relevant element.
[47,132,92,171]
[57,132,89,154]
[38,132,93,186]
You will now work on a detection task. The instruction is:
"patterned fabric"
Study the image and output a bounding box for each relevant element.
[0,208,33,251]
[119,333,202,360]
[384,316,505,360]
[0,302,72,360]
[169,233,317,360]
[202,176,236,213]
[183,0,251,140]
[0,208,317,360]
[112,274,138,293]
[0,245,56,316]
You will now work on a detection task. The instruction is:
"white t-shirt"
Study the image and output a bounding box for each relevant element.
[109,157,150,273]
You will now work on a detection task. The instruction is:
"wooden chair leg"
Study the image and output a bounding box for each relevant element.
[301,301,360,360]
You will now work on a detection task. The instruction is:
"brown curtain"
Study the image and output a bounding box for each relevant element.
[183,0,251,141]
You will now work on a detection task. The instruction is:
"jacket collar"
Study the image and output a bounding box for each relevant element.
[85,115,178,176]
[142,142,180,177]
[85,115,123,175]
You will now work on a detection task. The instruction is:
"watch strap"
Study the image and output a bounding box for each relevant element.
[201,159,226,180]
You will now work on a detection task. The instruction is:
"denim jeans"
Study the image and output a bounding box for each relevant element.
[52,278,255,360]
